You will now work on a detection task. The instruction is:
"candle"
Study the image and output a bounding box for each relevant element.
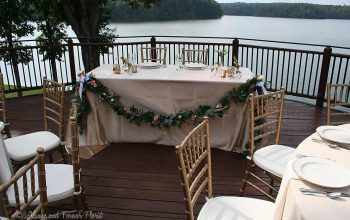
[220,69,226,78]
[131,65,138,73]
[113,64,121,74]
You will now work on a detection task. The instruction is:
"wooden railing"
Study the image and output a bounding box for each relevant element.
[0,36,349,107]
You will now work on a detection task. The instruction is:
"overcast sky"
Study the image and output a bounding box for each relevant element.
[217,0,350,5]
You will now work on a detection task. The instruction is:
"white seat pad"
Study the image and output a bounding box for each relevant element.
[253,144,295,178]
[4,131,60,161]
[6,164,74,206]
[198,196,275,220]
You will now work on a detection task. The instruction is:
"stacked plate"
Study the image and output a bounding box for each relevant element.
[293,157,350,188]
[138,62,162,69]
[183,63,207,70]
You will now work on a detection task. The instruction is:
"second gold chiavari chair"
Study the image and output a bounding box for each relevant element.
[141,46,167,65]
[0,73,11,138]
[4,77,67,170]
[326,83,350,125]
[0,148,48,220]
[176,117,275,220]
[239,89,295,201]
[182,48,208,65]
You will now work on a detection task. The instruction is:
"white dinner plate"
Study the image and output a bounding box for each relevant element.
[138,62,162,69]
[316,126,350,145]
[293,157,350,188]
[184,63,207,70]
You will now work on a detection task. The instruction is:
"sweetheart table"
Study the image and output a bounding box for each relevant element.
[73,64,254,158]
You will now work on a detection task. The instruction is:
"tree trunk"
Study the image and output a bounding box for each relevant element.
[49,57,58,82]
[59,0,101,73]
[79,38,100,73]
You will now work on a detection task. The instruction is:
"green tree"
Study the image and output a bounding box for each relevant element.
[33,0,68,81]
[57,0,160,72]
[0,0,35,95]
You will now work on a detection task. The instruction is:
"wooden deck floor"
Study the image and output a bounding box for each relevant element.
[6,95,328,220]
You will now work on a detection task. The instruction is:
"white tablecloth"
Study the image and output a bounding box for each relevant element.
[74,64,254,158]
[274,124,350,220]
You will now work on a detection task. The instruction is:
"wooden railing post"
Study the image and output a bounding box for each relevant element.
[316,46,332,108]
[68,38,77,84]
[232,38,239,63]
[150,36,157,62]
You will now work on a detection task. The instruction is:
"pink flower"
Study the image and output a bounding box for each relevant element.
[124,107,129,113]
[153,114,160,122]
[89,80,96,86]
[191,114,197,121]
[216,103,223,109]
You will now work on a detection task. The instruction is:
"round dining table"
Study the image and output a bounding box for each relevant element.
[274,124,350,220]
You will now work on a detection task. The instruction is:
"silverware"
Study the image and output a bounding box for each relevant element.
[311,138,339,149]
[300,188,350,199]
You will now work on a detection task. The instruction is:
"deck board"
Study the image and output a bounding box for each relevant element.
[5,95,330,219]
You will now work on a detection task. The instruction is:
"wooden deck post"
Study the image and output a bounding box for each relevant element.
[316,46,332,108]
[68,38,77,84]
[232,38,239,64]
[150,36,157,62]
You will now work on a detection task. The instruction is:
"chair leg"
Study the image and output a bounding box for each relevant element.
[239,159,253,196]
[4,124,11,138]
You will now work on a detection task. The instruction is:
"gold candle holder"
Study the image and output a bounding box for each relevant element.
[131,65,138,73]
[226,69,233,77]
[113,64,121,74]
[219,69,226,78]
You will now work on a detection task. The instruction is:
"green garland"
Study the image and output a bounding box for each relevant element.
[73,73,261,133]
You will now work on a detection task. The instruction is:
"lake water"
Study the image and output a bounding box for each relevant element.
[108,15,350,52]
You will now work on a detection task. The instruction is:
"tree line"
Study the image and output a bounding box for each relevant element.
[109,0,222,22]
[221,3,350,19]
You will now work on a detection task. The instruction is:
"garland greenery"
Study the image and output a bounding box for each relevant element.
[73,72,264,133]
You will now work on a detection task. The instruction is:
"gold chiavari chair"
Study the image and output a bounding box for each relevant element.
[176,117,275,220]
[0,73,11,138]
[0,148,48,220]
[326,83,350,125]
[239,89,295,201]
[1,101,88,217]
[182,48,208,65]
[141,47,167,65]
[4,77,67,170]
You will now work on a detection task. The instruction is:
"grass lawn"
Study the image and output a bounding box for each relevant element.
[4,85,42,98]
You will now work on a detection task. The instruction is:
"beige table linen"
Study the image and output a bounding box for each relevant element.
[274,124,350,220]
[73,64,254,158]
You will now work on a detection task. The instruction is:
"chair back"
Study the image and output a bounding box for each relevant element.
[175,118,212,220]
[326,83,350,125]
[0,148,48,219]
[248,89,285,156]
[70,100,82,195]
[141,47,167,65]
[42,77,65,141]
[0,74,9,126]
[182,48,208,65]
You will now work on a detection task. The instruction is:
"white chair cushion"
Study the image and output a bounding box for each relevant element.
[4,131,60,161]
[198,196,275,220]
[0,122,14,186]
[6,164,74,206]
[253,144,295,178]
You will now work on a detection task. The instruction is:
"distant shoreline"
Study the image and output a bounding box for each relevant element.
[221,3,350,20]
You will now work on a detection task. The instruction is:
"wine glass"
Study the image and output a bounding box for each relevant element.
[176,54,183,71]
